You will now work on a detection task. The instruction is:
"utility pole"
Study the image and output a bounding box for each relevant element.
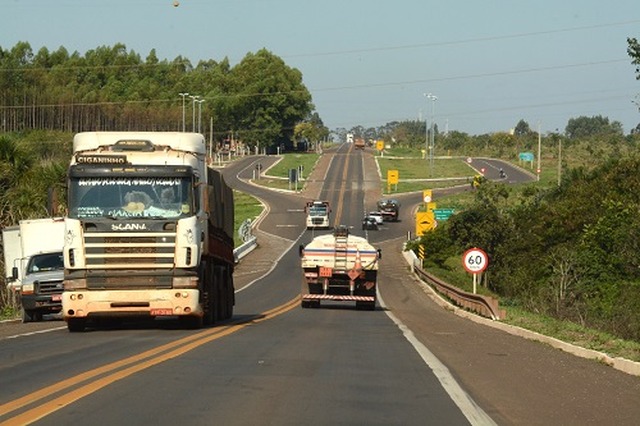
[425,93,437,177]
[537,121,542,181]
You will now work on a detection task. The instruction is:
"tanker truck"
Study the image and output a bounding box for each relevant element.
[62,132,235,331]
[299,225,381,310]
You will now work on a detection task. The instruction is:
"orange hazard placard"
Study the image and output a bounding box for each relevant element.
[319,267,333,278]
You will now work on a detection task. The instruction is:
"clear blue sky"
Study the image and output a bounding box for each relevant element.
[2,0,639,135]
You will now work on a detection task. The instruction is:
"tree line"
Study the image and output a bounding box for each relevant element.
[0,42,326,150]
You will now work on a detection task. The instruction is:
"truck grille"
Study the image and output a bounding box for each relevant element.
[36,279,64,295]
[84,232,176,269]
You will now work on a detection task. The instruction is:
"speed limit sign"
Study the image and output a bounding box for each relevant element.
[462,248,488,274]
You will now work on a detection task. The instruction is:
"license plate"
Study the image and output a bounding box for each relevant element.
[150,308,173,316]
[319,267,333,278]
[51,294,62,302]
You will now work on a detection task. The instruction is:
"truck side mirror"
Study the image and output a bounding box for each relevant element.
[298,244,304,257]
[11,266,18,280]
[377,249,382,260]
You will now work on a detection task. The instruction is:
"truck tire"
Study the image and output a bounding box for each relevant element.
[180,315,203,330]
[67,318,86,332]
[356,301,376,311]
[22,309,34,323]
[22,309,42,323]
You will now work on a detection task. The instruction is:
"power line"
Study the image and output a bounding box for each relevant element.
[284,19,640,58]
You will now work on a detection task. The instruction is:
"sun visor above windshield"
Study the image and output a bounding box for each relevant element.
[73,132,205,155]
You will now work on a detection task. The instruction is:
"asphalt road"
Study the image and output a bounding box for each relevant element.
[1,147,639,425]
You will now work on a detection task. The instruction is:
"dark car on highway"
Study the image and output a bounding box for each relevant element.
[362,216,379,230]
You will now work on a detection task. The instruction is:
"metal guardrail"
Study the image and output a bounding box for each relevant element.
[410,255,505,320]
[233,235,257,263]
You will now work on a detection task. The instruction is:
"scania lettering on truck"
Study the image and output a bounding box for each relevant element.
[63,132,235,332]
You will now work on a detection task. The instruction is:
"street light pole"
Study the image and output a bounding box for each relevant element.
[178,92,189,132]
[189,95,199,132]
[424,93,438,176]
[197,99,205,133]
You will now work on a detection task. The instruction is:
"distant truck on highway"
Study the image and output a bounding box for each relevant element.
[62,132,235,331]
[377,199,401,222]
[2,218,65,322]
[299,225,381,310]
[305,200,331,230]
[354,137,366,150]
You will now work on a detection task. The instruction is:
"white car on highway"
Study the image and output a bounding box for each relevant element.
[368,211,384,225]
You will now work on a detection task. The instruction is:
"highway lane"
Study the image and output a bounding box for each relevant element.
[0,146,480,425]
[2,148,639,425]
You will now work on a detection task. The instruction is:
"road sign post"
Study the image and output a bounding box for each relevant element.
[462,247,488,294]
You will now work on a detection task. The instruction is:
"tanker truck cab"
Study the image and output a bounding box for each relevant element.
[63,132,235,331]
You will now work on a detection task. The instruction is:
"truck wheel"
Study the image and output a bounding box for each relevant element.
[180,315,203,330]
[22,309,35,323]
[67,318,86,332]
[301,300,310,308]
[356,302,376,311]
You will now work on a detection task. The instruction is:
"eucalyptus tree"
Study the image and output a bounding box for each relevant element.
[229,49,313,150]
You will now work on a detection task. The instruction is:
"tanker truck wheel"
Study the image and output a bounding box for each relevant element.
[67,318,86,332]
[356,301,376,311]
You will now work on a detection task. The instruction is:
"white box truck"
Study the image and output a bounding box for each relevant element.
[2,218,66,322]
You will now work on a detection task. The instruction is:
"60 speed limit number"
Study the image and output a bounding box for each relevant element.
[462,248,488,274]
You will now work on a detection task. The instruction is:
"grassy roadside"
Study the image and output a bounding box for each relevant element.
[250,152,320,192]
[383,147,640,363]
[233,190,264,247]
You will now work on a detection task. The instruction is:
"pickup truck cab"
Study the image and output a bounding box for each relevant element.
[17,252,64,322]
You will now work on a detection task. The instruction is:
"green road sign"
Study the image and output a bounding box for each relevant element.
[433,208,455,221]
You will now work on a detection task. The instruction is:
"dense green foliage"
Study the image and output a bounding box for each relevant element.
[0,42,323,150]
[410,157,640,341]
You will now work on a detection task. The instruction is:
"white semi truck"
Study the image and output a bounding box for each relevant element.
[305,200,331,230]
[2,218,65,322]
[62,132,235,331]
[299,226,381,310]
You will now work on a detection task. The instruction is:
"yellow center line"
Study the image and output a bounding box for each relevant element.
[0,296,300,426]
[332,144,352,227]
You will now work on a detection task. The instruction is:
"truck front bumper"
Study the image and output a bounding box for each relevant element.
[21,294,62,313]
[62,289,202,320]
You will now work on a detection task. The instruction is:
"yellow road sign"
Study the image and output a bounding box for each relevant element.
[416,211,436,236]
[387,170,399,185]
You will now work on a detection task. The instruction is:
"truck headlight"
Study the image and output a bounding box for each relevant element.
[173,276,198,289]
[21,283,34,294]
[64,279,87,291]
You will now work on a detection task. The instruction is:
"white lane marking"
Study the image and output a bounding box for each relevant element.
[377,292,497,426]
[4,326,67,340]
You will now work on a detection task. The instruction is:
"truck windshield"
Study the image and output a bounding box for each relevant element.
[309,206,328,216]
[27,253,64,273]
[68,176,194,219]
